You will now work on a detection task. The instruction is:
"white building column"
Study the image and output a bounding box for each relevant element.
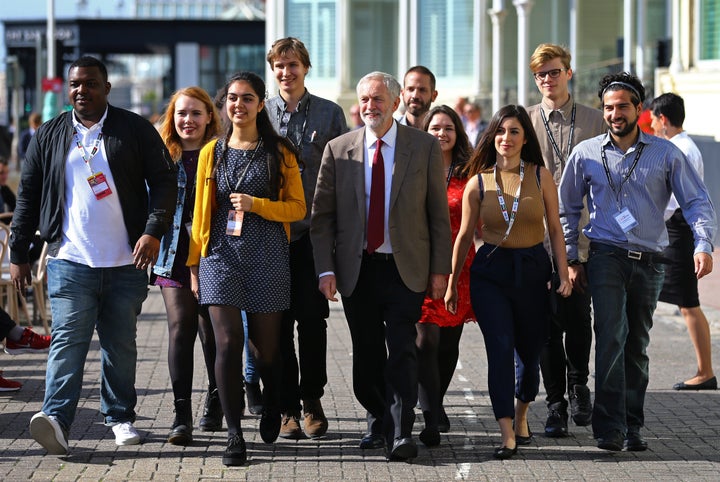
[488,0,507,113]
[668,0,682,73]
[636,0,647,82]
[513,0,534,106]
[265,0,284,89]
[398,0,411,77]
[475,0,491,97]
[623,0,633,73]
[569,0,577,73]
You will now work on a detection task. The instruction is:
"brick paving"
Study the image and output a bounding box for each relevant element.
[1,268,719,480]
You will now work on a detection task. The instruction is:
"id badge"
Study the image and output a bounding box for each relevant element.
[226,210,244,236]
[613,207,638,233]
[185,222,192,237]
[87,172,112,200]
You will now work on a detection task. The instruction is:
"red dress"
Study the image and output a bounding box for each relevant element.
[419,176,476,327]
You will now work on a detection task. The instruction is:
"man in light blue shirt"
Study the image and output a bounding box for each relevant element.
[558,72,716,453]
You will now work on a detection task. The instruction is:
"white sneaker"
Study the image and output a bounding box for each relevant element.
[112,422,141,446]
[30,412,69,455]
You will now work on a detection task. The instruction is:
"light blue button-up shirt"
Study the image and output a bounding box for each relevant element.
[559,129,716,259]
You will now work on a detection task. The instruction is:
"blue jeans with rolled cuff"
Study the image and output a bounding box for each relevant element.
[43,259,148,431]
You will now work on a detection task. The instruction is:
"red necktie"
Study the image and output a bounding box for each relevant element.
[367,139,385,253]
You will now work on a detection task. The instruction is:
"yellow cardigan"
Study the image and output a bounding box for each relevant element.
[187,138,306,266]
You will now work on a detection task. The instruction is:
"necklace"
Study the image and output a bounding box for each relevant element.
[229,138,259,150]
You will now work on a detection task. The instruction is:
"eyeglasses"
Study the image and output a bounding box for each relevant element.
[533,68,567,80]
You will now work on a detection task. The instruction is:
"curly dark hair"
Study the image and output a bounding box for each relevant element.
[598,72,645,106]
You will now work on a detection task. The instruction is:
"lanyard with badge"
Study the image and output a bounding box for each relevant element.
[74,128,112,200]
[486,160,525,257]
[601,143,645,233]
[540,102,576,167]
[223,139,263,236]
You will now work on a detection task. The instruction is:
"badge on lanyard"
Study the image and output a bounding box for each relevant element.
[613,207,638,233]
[87,172,113,200]
[226,210,244,236]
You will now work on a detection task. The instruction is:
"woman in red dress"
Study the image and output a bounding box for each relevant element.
[416,105,476,447]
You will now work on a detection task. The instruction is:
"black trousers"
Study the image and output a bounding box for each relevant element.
[539,262,592,408]
[279,233,330,412]
[342,253,424,444]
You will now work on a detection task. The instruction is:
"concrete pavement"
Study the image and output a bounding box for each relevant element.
[1,272,719,480]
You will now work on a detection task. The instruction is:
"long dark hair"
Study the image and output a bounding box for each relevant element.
[464,104,543,177]
[214,71,299,198]
[422,105,471,179]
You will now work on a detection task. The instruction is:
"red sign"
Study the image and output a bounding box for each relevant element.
[42,77,64,93]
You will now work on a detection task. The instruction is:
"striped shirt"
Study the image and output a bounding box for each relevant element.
[559,129,716,259]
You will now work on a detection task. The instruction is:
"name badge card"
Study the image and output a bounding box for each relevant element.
[226,210,244,236]
[185,222,193,237]
[87,172,112,200]
[613,207,638,233]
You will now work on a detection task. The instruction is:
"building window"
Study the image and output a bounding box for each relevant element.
[199,44,266,97]
[417,0,473,83]
[286,0,337,79]
[349,0,399,85]
[699,0,720,60]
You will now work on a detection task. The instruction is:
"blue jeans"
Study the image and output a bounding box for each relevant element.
[243,311,259,383]
[44,259,148,430]
[587,243,665,439]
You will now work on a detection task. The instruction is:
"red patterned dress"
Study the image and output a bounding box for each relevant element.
[419,176,476,326]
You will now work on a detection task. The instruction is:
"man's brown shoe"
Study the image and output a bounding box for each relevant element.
[279,411,304,439]
[303,399,329,439]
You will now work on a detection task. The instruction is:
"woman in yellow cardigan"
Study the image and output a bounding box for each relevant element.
[187,71,305,466]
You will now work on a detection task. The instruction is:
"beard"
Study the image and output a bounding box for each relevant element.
[405,98,432,117]
[608,117,639,138]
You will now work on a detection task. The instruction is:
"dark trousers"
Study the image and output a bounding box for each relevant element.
[587,243,665,439]
[280,233,330,412]
[470,243,551,420]
[342,253,424,444]
[540,266,592,408]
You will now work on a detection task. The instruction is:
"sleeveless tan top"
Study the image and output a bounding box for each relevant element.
[479,163,545,248]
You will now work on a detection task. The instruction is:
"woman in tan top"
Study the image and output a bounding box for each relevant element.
[446,104,571,459]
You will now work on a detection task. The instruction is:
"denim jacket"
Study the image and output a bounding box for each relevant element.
[153,160,188,278]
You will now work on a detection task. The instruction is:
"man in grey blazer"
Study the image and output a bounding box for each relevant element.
[310,71,452,461]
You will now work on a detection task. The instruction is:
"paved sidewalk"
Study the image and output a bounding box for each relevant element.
[1,282,719,481]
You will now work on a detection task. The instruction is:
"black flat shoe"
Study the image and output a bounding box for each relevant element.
[387,437,418,462]
[259,409,281,444]
[624,433,648,452]
[597,432,624,452]
[672,376,717,391]
[419,427,441,447]
[493,445,517,460]
[514,421,533,445]
[222,433,247,466]
[359,433,385,449]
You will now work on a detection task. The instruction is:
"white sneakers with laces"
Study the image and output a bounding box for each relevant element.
[30,412,69,455]
[112,421,141,446]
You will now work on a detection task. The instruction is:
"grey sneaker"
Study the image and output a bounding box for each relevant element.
[30,412,69,455]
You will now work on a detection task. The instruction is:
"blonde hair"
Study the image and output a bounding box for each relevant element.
[529,43,571,72]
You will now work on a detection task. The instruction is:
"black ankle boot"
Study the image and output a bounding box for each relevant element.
[245,381,263,415]
[199,387,224,432]
[168,399,193,445]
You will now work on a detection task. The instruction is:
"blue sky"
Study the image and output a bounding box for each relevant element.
[1,0,132,71]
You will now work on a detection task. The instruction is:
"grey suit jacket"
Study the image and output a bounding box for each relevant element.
[310,122,452,296]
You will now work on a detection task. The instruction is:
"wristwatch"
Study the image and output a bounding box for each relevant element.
[568,259,582,266]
